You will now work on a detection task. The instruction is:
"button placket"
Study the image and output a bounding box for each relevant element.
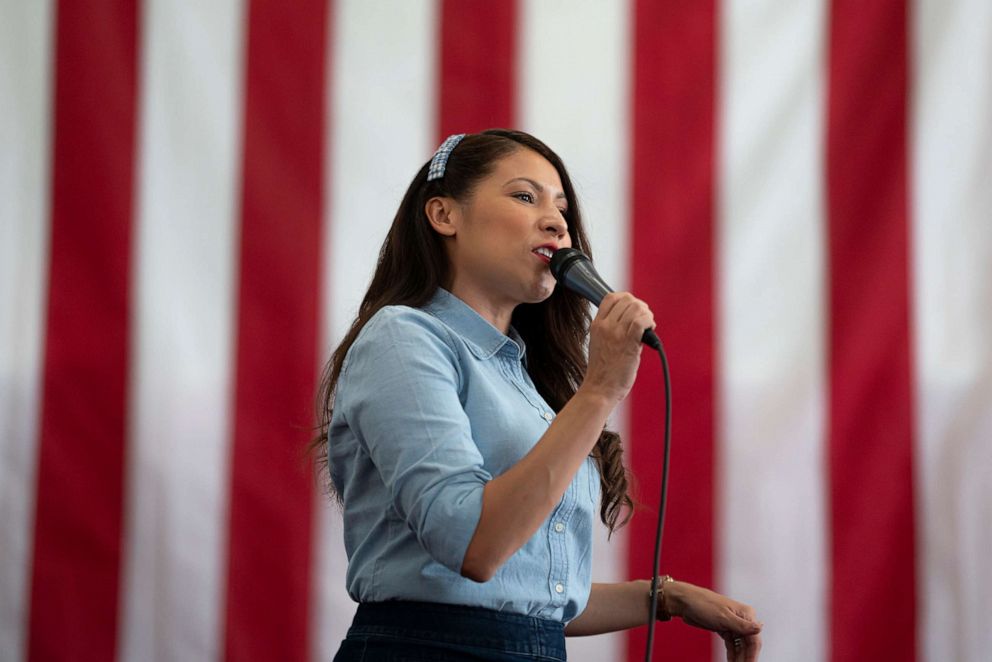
[547,469,579,607]
[500,356,554,417]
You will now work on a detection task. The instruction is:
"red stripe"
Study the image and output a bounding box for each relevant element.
[27,1,139,660]
[826,1,917,660]
[629,2,718,660]
[438,0,517,137]
[222,1,329,660]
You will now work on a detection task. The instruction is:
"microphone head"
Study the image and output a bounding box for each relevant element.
[550,247,613,306]
[549,247,587,282]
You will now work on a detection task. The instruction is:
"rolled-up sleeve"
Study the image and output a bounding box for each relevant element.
[337,308,492,574]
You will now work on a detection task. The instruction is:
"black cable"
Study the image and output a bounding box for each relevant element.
[644,342,672,662]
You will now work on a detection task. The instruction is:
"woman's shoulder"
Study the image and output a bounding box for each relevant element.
[343,304,460,377]
[356,303,455,347]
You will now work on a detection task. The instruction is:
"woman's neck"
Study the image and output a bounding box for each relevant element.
[446,282,515,334]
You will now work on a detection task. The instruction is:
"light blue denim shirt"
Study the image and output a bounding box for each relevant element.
[329,288,599,623]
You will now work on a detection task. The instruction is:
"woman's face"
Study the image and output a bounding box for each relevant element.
[432,147,572,313]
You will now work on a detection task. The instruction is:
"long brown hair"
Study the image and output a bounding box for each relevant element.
[313,129,633,533]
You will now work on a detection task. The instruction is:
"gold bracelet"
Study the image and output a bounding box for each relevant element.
[648,575,675,621]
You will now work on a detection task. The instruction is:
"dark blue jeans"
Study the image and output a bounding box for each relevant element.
[333,601,567,662]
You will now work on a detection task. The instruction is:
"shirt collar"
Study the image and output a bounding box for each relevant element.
[424,288,526,361]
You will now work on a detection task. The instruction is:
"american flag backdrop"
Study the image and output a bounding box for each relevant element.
[1,0,990,661]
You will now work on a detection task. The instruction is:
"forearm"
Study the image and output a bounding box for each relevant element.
[460,387,614,581]
[564,580,653,636]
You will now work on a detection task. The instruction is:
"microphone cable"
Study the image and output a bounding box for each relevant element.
[643,340,672,662]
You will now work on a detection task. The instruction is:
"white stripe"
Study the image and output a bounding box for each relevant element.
[0,1,54,660]
[717,1,828,660]
[518,1,631,659]
[313,1,438,659]
[120,0,244,659]
[912,1,992,660]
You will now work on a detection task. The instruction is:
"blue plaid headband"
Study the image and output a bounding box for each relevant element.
[426,133,466,181]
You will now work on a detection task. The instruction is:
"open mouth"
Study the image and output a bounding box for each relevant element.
[532,246,554,262]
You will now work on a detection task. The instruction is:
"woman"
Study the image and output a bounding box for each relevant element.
[316,129,762,661]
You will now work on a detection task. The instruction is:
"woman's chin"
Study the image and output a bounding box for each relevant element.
[524,280,556,304]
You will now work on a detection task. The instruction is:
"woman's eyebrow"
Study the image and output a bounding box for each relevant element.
[503,177,568,201]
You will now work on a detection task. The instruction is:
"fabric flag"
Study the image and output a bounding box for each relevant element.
[1,1,989,660]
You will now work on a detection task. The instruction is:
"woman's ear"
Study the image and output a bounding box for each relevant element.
[425,196,458,237]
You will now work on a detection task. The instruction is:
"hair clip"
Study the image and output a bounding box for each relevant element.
[426,134,466,181]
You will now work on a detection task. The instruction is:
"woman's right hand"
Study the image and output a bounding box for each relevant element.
[663,581,763,662]
[579,292,655,404]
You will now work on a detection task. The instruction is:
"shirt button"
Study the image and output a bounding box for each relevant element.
[554,522,565,533]
[543,411,553,421]
[555,583,565,594]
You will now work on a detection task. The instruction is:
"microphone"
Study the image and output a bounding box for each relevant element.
[550,247,662,351]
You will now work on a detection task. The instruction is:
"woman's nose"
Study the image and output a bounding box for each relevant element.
[543,214,567,238]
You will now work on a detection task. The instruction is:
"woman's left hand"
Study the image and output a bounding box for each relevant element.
[663,580,763,662]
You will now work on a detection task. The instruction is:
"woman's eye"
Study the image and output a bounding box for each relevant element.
[513,192,535,203]
[558,208,568,216]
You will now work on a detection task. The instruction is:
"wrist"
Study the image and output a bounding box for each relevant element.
[574,384,618,413]
[648,575,678,621]
[663,580,687,619]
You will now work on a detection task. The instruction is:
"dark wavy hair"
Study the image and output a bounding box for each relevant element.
[312,129,633,534]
